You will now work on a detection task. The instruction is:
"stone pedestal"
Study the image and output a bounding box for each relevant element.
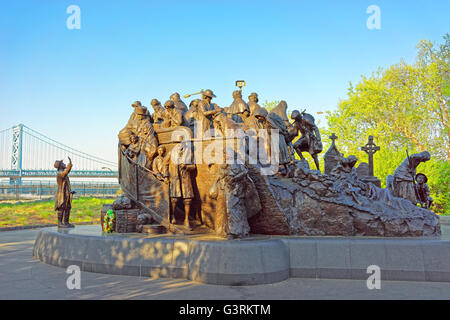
[33,225,450,285]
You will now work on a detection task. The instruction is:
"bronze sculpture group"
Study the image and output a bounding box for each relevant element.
[53,87,440,237]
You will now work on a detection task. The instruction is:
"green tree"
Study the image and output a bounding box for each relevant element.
[262,100,280,112]
[324,34,449,214]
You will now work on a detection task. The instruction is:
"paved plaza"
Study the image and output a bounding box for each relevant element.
[1,225,450,300]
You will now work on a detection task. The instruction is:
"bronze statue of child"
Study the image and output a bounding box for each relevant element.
[415,173,433,209]
[136,122,158,168]
[152,145,168,182]
[126,134,140,160]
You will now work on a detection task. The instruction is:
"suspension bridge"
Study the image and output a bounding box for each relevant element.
[0,124,118,184]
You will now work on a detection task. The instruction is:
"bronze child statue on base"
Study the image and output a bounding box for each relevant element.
[54,157,75,228]
[416,173,433,209]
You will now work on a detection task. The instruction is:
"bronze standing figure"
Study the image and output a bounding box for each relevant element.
[165,141,196,230]
[197,89,223,137]
[254,108,291,175]
[54,157,75,228]
[289,109,323,171]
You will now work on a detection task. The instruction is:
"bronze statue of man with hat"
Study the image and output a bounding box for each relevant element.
[54,157,75,228]
[197,89,223,137]
[130,100,152,121]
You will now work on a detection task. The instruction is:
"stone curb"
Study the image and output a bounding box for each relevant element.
[439,216,450,226]
[0,222,96,232]
[32,227,450,285]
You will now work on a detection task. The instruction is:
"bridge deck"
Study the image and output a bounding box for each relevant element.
[0,170,118,178]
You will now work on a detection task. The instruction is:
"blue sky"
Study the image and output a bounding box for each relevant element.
[0,0,448,163]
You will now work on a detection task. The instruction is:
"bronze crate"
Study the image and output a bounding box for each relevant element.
[115,209,139,233]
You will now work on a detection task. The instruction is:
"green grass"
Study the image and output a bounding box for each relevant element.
[0,197,115,228]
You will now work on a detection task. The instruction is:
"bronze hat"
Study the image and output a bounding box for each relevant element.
[291,110,301,120]
[415,173,428,183]
[202,89,216,98]
[253,107,268,118]
[248,92,258,99]
[132,101,142,108]
[170,92,180,100]
[54,160,63,169]
[135,105,148,115]
[150,99,160,106]
[164,100,175,108]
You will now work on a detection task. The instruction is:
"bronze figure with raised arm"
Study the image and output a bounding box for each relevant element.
[54,157,75,228]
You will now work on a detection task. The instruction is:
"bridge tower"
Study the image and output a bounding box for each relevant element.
[10,124,24,184]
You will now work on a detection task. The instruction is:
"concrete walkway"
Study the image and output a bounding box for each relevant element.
[2,227,450,299]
